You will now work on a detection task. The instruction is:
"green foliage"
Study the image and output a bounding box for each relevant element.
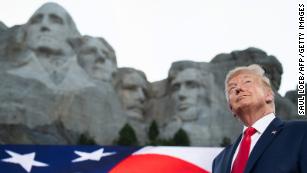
[148,120,159,142]
[220,137,231,147]
[77,134,96,145]
[115,123,139,146]
[146,123,190,146]
[173,128,190,146]
[155,138,175,146]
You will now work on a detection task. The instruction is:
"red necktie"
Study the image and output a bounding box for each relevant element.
[231,127,257,173]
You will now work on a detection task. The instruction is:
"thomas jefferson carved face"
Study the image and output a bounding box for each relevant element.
[77,37,117,82]
[171,68,208,121]
[25,3,78,55]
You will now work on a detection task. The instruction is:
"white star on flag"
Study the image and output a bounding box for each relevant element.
[2,150,48,173]
[72,148,116,163]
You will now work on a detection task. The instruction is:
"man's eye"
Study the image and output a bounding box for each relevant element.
[171,83,180,91]
[81,48,96,55]
[124,85,137,91]
[186,81,199,89]
[244,80,252,84]
[30,15,43,24]
[50,14,64,24]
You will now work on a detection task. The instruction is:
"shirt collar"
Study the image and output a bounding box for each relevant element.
[243,113,276,134]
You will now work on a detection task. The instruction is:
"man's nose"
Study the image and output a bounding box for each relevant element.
[235,86,243,95]
[135,88,145,103]
[178,86,188,101]
[40,18,50,32]
[95,57,106,65]
[40,26,50,32]
[96,52,106,63]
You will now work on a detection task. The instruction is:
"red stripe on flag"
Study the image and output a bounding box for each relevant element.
[110,154,210,173]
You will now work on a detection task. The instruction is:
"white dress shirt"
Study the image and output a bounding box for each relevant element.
[231,113,276,168]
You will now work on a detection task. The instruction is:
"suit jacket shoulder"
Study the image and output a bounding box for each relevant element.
[212,118,307,173]
[212,135,241,173]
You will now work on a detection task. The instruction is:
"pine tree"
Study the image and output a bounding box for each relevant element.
[77,134,96,145]
[220,137,231,147]
[148,120,159,143]
[116,123,139,146]
[173,128,190,146]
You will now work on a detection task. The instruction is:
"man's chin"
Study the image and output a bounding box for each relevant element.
[177,108,199,121]
[233,102,252,113]
[126,109,144,120]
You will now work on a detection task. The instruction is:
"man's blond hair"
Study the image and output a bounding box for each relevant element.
[225,64,274,106]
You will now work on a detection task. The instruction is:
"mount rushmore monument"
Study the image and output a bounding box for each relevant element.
[0,2,302,146]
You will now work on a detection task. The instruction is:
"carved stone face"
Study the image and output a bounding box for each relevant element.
[25,3,75,55]
[78,38,116,82]
[118,72,148,120]
[171,68,207,121]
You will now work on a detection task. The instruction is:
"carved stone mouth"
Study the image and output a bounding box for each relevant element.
[127,106,144,114]
[178,103,191,111]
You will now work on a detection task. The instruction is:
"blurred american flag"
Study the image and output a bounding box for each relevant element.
[0,145,222,173]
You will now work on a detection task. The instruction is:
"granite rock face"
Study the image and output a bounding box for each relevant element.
[148,61,240,146]
[211,47,283,91]
[0,21,7,32]
[0,2,127,145]
[0,2,301,146]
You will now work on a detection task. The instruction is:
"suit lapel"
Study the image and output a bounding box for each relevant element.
[224,134,242,173]
[244,117,284,173]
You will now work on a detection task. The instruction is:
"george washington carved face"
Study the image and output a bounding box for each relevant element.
[25,3,79,55]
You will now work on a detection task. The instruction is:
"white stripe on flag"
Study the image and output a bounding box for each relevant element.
[133,146,223,171]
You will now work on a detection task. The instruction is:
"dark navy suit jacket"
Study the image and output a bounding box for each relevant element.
[212,118,307,173]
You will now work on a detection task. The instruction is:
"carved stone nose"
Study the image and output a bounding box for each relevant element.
[40,26,50,32]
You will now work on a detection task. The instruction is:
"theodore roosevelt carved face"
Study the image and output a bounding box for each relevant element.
[115,68,149,120]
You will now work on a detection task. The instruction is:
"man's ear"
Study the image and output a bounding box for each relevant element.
[229,103,234,112]
[228,103,237,117]
[265,89,274,103]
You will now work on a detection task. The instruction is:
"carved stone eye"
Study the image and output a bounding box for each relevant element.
[50,14,64,24]
[171,83,181,92]
[186,81,199,89]
[29,14,43,24]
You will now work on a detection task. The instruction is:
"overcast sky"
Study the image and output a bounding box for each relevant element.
[0,0,302,95]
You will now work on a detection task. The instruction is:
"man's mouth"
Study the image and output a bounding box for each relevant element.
[127,105,144,114]
[178,103,191,111]
[237,95,249,102]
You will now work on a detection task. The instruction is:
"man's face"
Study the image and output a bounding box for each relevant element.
[78,38,116,82]
[119,72,148,119]
[25,3,73,54]
[171,68,206,121]
[226,72,272,115]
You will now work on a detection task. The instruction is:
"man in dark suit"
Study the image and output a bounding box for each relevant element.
[212,64,307,173]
